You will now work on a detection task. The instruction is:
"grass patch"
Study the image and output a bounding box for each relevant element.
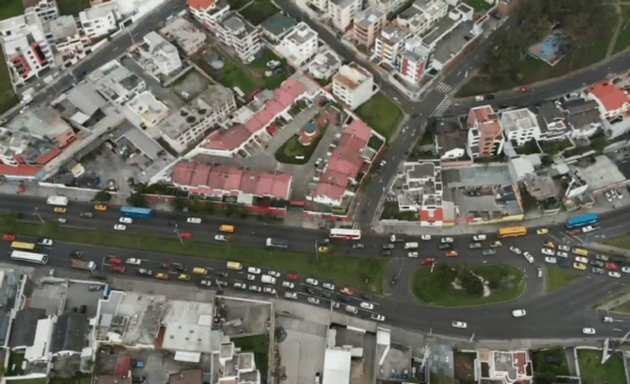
[611,301,630,314]
[614,5,630,53]
[545,265,582,293]
[532,348,570,383]
[355,93,403,142]
[50,375,91,384]
[0,0,23,19]
[412,264,525,307]
[220,60,258,95]
[577,350,625,384]
[605,232,630,249]
[239,0,279,25]
[275,129,325,165]
[367,135,384,151]
[464,0,493,12]
[57,0,91,15]
[0,45,19,114]
[232,335,269,381]
[0,216,387,294]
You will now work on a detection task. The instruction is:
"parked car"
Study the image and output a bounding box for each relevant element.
[609,271,621,278]
[340,287,354,296]
[544,256,557,264]
[440,237,454,243]
[541,248,555,256]
[482,249,496,256]
[451,321,467,329]
[284,291,298,300]
[438,243,453,250]
[247,267,261,274]
[125,258,142,265]
[591,267,605,274]
[408,251,419,258]
[322,282,335,291]
[214,234,227,242]
[558,245,570,252]
[248,285,262,293]
[305,278,319,286]
[523,253,534,263]
[281,281,295,289]
[106,256,122,264]
[536,228,549,235]
[595,254,610,261]
[308,297,320,305]
[370,313,386,322]
[233,282,247,290]
[119,217,133,224]
[420,234,432,241]
[360,302,374,310]
[420,258,435,266]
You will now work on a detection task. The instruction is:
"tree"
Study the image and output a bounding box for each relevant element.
[172,196,188,211]
[459,271,484,296]
[94,190,111,202]
[126,193,147,207]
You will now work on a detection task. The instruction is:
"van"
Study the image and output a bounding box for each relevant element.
[404,242,418,250]
[192,267,208,275]
[219,224,235,233]
[226,261,243,270]
[572,247,589,257]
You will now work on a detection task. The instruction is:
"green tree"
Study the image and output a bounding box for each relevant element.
[460,271,484,296]
[172,196,188,211]
[126,193,148,207]
[94,190,111,202]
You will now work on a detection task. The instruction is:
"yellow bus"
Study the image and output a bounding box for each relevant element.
[226,261,243,271]
[498,226,528,238]
[10,241,36,251]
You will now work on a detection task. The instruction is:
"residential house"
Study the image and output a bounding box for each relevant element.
[394,160,445,226]
[10,309,55,363]
[562,99,604,140]
[500,108,541,147]
[476,350,533,384]
[328,0,363,32]
[159,17,207,56]
[214,13,262,62]
[467,105,504,158]
[79,1,121,39]
[395,0,449,35]
[140,31,182,76]
[261,13,298,43]
[88,60,146,105]
[397,36,431,85]
[535,101,567,141]
[587,82,630,119]
[308,50,342,79]
[169,369,203,384]
[51,311,90,356]
[332,63,374,110]
[187,0,230,31]
[277,22,318,68]
[353,7,386,49]
[49,15,91,67]
[370,0,408,15]
[8,107,76,148]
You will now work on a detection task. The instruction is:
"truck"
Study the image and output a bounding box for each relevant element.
[472,234,487,241]
[260,274,277,285]
[70,259,96,272]
[404,242,419,250]
[266,238,288,249]
[47,195,69,207]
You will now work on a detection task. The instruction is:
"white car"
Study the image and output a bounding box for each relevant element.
[421,234,432,241]
[360,302,374,310]
[248,285,262,292]
[345,305,358,314]
[575,256,589,264]
[609,271,621,279]
[247,274,256,281]
[214,234,227,242]
[119,217,133,224]
[603,316,614,323]
[582,327,596,335]
[523,253,534,264]
[307,297,320,305]
[558,245,570,252]
[541,248,555,256]
[408,251,419,258]
[556,251,569,258]
[233,282,247,290]
[581,225,596,233]
[509,246,522,255]
[605,191,613,202]
[537,268,543,278]
[440,237,454,243]
[282,281,295,289]
[451,321,468,329]
[37,238,54,247]
[186,217,202,224]
[125,258,142,265]
[113,224,126,231]
[512,309,527,318]
[322,282,335,291]
[263,287,276,295]
[305,278,319,286]
[370,313,386,322]
[268,270,281,278]
[284,291,298,300]
[622,266,630,274]
[545,256,557,264]
[247,267,261,274]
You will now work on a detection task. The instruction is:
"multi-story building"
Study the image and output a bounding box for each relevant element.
[467,105,504,158]
[396,0,449,35]
[141,31,182,76]
[332,63,374,110]
[307,0,329,13]
[373,25,411,66]
[49,15,91,67]
[370,0,408,15]
[277,22,318,68]
[88,60,146,105]
[159,17,207,56]
[79,1,121,39]
[397,36,431,85]
[500,108,541,147]
[187,0,230,30]
[23,0,59,22]
[159,85,236,153]
[215,13,262,62]
[353,7,385,49]
[328,0,363,32]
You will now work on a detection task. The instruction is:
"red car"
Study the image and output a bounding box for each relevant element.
[420,258,435,266]
[340,287,355,296]
[180,231,192,239]
[519,87,530,93]
[106,256,122,265]
[605,262,619,271]
[111,265,126,273]
[2,234,16,242]
[287,273,299,281]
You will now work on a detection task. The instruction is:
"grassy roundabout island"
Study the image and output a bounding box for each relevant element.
[412,264,526,307]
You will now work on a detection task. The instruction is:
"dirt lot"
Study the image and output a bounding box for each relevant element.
[454,352,476,383]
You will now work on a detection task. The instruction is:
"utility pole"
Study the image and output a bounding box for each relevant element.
[33,206,44,224]
[173,223,183,246]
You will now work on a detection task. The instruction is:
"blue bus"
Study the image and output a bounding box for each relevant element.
[120,206,153,219]
[566,213,599,229]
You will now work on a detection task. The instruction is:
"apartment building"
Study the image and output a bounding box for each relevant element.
[332,63,374,110]
[23,0,59,22]
[307,0,329,13]
[141,31,182,76]
[397,36,431,85]
[373,25,411,66]
[215,13,262,62]
[328,0,363,32]
[49,15,91,66]
[500,108,541,147]
[467,105,504,158]
[188,0,230,30]
[79,1,121,39]
[277,22,318,67]
[396,0,448,35]
[353,7,385,49]
[370,0,408,15]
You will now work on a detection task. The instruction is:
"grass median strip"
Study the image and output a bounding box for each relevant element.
[1,217,386,294]
[545,265,582,293]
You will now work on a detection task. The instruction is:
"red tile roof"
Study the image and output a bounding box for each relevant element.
[590,82,629,112]
[188,0,216,9]
[34,148,62,166]
[419,207,444,222]
[0,163,41,177]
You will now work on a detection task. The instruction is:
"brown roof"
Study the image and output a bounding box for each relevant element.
[168,369,203,384]
[96,376,132,384]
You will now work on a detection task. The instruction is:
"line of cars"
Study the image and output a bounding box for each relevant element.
[539,242,628,278]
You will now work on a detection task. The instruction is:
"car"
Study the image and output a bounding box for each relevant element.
[467,190,481,197]
[307,297,320,305]
[2,234,16,242]
[352,243,365,249]
[119,217,133,224]
[469,242,482,249]
[125,258,142,265]
[523,253,534,264]
[282,281,295,289]
[155,273,168,280]
[438,243,453,250]
[370,313,386,322]
[581,225,596,233]
[573,262,587,271]
[287,273,299,281]
[603,316,614,323]
[318,246,331,253]
[543,241,556,249]
[70,250,84,258]
[382,243,395,250]
[482,249,496,256]
[595,254,610,261]
[171,263,186,272]
[53,207,67,213]
[420,258,435,266]
[451,321,468,329]
[622,266,630,274]
[445,250,459,257]
[249,285,262,292]
[421,234,432,241]
[177,274,191,281]
[340,287,354,296]
[214,234,227,242]
[381,250,393,257]
[94,204,108,211]
[575,256,589,264]
[519,86,530,93]
[37,238,54,247]
[305,278,319,286]
[233,282,247,290]
[113,224,126,231]
[112,265,126,273]
[137,268,152,276]
[558,245,570,252]
[408,251,419,258]
[106,256,122,264]
[360,302,374,310]
[609,271,621,278]
[490,241,503,248]
[180,231,192,239]
[200,280,212,287]
[537,268,543,278]
[345,305,358,314]
[322,282,335,291]
[512,309,527,318]
[284,291,298,300]
[186,217,202,224]
[591,267,605,274]
[541,248,555,256]
[80,212,93,218]
[614,189,623,199]
[536,228,549,235]
[605,262,619,271]
[263,287,276,295]
[268,270,281,278]
[247,267,261,274]
[441,237,454,243]
[556,251,569,258]
[582,327,596,335]
[247,274,256,281]
[509,246,522,255]
[545,256,557,264]
[590,259,604,267]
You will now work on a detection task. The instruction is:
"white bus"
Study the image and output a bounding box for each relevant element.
[10,250,49,265]
[329,228,361,240]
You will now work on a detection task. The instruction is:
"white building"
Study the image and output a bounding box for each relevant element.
[24,0,59,22]
[308,50,342,79]
[188,0,230,31]
[79,1,121,39]
[307,0,329,12]
[277,22,318,68]
[332,63,374,110]
[141,31,182,76]
[328,0,363,32]
[323,349,351,384]
[370,0,408,15]
[49,15,91,67]
[396,0,449,35]
[500,108,541,147]
[215,13,262,63]
[160,17,206,56]
[373,25,410,66]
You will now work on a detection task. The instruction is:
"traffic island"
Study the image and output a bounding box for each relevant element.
[411,264,525,307]
[545,265,582,293]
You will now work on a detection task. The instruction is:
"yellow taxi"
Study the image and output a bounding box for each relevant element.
[192,267,208,275]
[94,204,108,211]
[177,273,191,281]
[573,262,587,271]
[53,207,67,213]
[318,246,331,254]
[536,228,549,235]
[219,224,235,233]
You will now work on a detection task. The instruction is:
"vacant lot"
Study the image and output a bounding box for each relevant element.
[464,0,494,12]
[546,265,581,293]
[0,0,23,19]
[578,350,625,384]
[239,0,278,25]
[57,0,91,15]
[355,93,402,142]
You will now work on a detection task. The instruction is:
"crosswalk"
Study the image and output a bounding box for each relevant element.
[434,81,453,94]
[431,97,453,117]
